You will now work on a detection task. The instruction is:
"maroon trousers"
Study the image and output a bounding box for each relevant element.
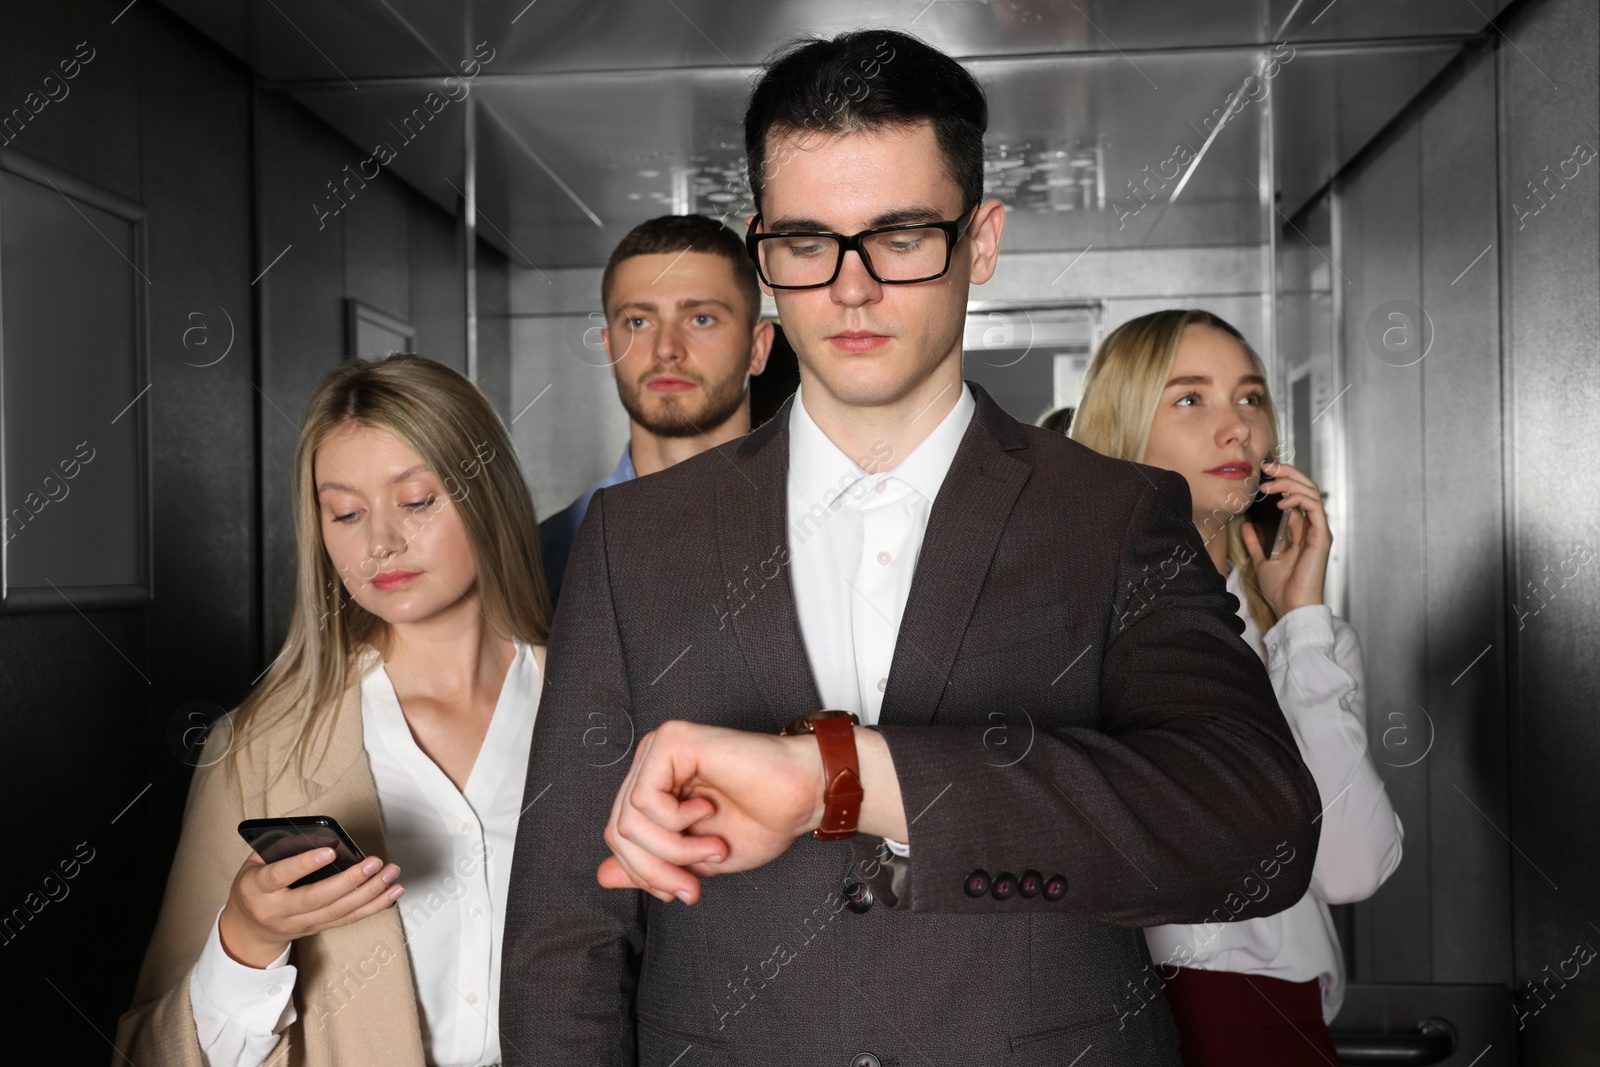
[1161,966,1342,1067]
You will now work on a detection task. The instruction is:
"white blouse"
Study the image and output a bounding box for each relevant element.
[188,641,542,1067]
[1143,568,1404,1023]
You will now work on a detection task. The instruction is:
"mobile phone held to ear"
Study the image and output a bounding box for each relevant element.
[238,816,367,888]
[1245,488,1292,559]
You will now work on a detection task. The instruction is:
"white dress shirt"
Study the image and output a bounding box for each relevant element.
[786,382,975,853]
[188,641,542,1067]
[1143,568,1404,1024]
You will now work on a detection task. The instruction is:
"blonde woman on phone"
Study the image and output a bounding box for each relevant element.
[116,355,552,1066]
[1072,310,1403,1065]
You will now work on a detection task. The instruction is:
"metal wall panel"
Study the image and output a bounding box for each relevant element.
[1417,48,1512,988]
[505,263,624,515]
[477,244,513,425]
[343,168,413,329]
[1275,201,1343,612]
[1338,118,1434,984]
[0,6,142,202]
[0,166,146,599]
[255,90,352,653]
[509,307,632,517]
[984,246,1264,303]
[1322,35,1518,1000]
[1327,4,1599,1060]
[133,5,263,1035]
[0,1,262,1057]
[1275,44,1462,216]
[1498,0,1600,1060]
[409,194,467,371]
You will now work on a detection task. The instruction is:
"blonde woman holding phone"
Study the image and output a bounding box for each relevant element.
[117,355,552,1066]
[1072,310,1403,1065]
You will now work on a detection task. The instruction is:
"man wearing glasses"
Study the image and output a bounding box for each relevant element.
[503,29,1320,1066]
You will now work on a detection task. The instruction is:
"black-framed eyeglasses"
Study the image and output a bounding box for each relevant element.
[745,205,977,290]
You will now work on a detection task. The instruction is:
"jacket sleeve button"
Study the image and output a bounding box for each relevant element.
[843,881,874,914]
[991,871,1018,900]
[1043,874,1069,901]
[963,869,991,898]
[1019,870,1043,898]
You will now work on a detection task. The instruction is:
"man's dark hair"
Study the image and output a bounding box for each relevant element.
[744,29,987,213]
[601,215,763,327]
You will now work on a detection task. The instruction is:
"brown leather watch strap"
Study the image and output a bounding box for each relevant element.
[809,714,863,841]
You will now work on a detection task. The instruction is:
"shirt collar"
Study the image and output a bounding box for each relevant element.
[886,381,976,502]
[598,442,636,489]
[787,380,975,506]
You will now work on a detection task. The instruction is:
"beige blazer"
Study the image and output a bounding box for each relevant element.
[114,681,427,1067]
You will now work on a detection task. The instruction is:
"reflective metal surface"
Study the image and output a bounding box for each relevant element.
[159,0,1511,265]
[160,0,1515,78]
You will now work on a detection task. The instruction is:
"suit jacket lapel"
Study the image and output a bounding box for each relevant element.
[877,383,1032,727]
[715,396,825,731]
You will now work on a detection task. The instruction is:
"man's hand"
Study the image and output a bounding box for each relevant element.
[596,719,905,903]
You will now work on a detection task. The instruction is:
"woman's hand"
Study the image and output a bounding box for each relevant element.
[1242,460,1331,614]
[218,848,403,969]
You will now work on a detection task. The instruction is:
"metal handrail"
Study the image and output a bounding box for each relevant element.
[1333,1017,1458,1064]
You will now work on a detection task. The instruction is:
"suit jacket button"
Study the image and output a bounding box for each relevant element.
[843,881,874,914]
[991,871,1018,900]
[853,1055,882,1067]
[1019,870,1043,898]
[963,869,991,898]
[1043,874,1068,901]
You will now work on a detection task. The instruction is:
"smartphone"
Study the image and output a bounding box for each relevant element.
[1245,488,1291,559]
[238,816,367,888]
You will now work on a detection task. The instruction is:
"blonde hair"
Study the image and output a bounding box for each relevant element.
[1070,310,1281,634]
[232,354,552,779]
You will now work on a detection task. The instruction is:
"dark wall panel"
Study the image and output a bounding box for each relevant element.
[343,165,413,329]
[411,198,466,371]
[137,11,259,711]
[1417,49,1512,988]
[1340,120,1435,985]
[0,0,722,1056]
[0,609,150,1059]
[1334,33,1531,999]
[133,0,262,1043]
[255,90,350,652]
[1331,0,1598,1059]
[1500,0,1600,1060]
[0,1,259,1057]
[0,4,140,203]
[478,243,513,424]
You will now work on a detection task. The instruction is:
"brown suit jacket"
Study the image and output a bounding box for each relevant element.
[502,382,1322,1065]
[114,683,428,1067]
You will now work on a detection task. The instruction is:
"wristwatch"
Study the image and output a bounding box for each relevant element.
[780,710,863,841]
